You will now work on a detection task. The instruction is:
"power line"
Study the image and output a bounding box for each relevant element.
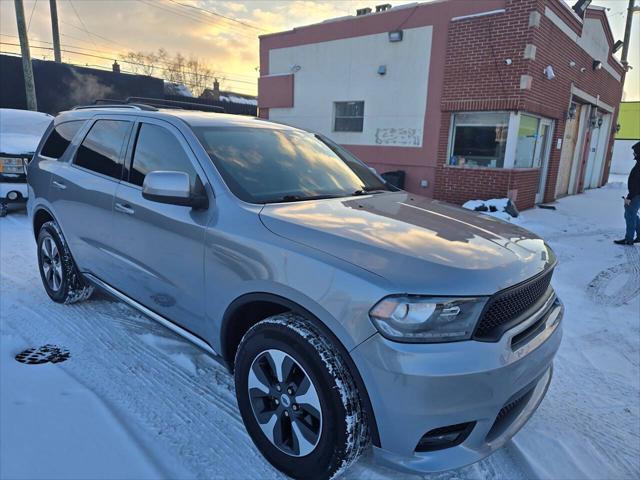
[0,41,257,92]
[66,0,97,48]
[1,33,257,82]
[27,0,39,32]
[164,0,266,32]
[137,0,258,41]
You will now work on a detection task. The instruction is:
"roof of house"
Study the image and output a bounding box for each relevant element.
[200,89,257,106]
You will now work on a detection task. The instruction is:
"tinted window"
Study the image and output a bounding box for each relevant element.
[129,123,197,189]
[75,120,130,179]
[193,127,388,203]
[40,121,84,159]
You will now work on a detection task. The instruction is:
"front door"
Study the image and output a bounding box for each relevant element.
[534,120,553,204]
[111,118,210,336]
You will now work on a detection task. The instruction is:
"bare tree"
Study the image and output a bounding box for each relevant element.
[121,48,216,96]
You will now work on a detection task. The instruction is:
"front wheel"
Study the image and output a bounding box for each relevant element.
[37,220,94,304]
[234,313,369,479]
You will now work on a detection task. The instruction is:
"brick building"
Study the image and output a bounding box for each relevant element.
[258,0,625,209]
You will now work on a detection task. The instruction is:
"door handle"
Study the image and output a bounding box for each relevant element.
[52,180,66,190]
[115,202,135,215]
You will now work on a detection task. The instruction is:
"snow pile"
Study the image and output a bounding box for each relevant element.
[0,109,53,155]
[604,173,627,189]
[463,198,519,221]
[164,82,194,97]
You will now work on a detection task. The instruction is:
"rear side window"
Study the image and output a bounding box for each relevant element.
[75,120,130,180]
[128,123,197,189]
[40,121,84,159]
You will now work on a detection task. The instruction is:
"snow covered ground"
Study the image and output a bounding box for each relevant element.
[1,181,638,479]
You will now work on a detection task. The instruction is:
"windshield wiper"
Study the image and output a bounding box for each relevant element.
[352,188,387,196]
[268,194,344,203]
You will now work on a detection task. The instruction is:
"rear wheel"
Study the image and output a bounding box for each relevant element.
[37,220,94,304]
[234,313,369,479]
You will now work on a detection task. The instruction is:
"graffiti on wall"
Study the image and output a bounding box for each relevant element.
[375,128,422,146]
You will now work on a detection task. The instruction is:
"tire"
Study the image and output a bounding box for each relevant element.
[234,313,369,480]
[37,220,94,304]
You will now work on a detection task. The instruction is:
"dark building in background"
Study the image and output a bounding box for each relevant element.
[0,55,163,115]
[0,55,258,117]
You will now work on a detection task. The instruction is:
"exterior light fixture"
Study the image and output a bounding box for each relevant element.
[616,123,622,133]
[597,117,604,128]
[613,40,624,53]
[505,58,513,65]
[567,103,577,120]
[377,65,387,75]
[580,67,587,73]
[290,64,302,73]
[388,30,403,42]
[569,61,576,67]
[572,0,592,17]
[593,60,603,71]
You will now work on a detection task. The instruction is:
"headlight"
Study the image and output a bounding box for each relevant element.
[0,157,27,175]
[369,296,487,343]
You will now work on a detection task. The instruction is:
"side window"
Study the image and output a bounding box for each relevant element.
[129,123,198,189]
[74,120,130,180]
[40,121,85,159]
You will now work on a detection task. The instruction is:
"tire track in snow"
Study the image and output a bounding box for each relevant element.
[587,246,640,307]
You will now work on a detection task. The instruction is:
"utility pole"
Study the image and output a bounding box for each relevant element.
[621,0,639,68]
[49,0,62,63]
[14,0,38,111]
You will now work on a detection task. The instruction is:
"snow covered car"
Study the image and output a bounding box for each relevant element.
[0,109,53,217]
[27,105,563,479]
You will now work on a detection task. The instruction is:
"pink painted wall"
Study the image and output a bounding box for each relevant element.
[258,74,294,109]
[259,0,506,196]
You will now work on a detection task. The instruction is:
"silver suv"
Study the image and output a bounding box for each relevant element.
[27,105,563,479]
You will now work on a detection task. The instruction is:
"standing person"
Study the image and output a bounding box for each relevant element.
[614,141,640,246]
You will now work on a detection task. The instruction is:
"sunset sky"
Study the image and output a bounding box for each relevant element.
[0,0,638,99]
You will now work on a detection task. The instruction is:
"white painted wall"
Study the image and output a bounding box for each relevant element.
[268,26,432,147]
[611,139,639,175]
[544,7,622,82]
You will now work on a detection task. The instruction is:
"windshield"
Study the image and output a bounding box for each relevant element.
[192,126,388,203]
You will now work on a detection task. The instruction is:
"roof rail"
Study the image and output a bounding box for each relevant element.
[73,101,158,111]
[74,97,225,114]
[126,96,225,113]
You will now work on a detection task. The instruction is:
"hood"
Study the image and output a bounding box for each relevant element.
[259,192,555,296]
[0,109,52,155]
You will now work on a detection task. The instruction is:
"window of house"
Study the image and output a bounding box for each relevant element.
[334,101,364,132]
[129,123,198,189]
[74,120,130,180]
[40,121,85,159]
[514,115,540,168]
[449,112,509,168]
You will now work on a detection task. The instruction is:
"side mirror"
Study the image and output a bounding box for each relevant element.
[142,171,208,209]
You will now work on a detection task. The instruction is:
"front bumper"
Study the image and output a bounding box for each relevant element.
[352,296,563,474]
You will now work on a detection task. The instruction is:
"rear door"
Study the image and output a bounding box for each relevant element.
[110,117,209,334]
[48,115,133,282]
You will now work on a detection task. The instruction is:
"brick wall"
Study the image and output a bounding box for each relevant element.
[434,0,625,210]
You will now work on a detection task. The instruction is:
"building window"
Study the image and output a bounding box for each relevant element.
[334,101,364,132]
[449,112,509,168]
[514,115,540,168]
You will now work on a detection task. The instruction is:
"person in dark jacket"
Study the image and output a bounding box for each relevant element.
[614,141,640,245]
